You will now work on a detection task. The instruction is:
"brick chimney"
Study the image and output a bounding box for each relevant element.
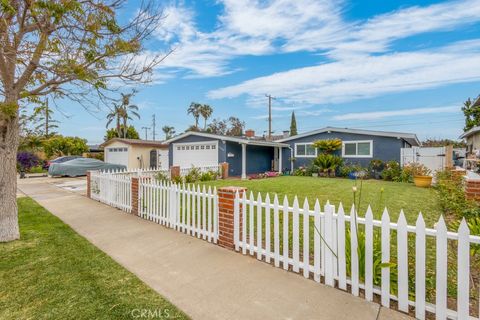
[283,130,290,138]
[245,129,255,138]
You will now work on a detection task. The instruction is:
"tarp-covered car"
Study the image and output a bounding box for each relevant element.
[48,158,126,177]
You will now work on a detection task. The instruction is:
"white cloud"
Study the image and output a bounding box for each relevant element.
[333,106,460,121]
[208,40,480,104]
[153,0,480,78]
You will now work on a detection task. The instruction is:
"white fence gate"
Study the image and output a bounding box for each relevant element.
[139,178,219,242]
[90,170,132,212]
[401,146,451,173]
[233,191,480,320]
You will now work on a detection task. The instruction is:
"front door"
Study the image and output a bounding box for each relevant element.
[149,149,157,169]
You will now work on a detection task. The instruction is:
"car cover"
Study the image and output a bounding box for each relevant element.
[48,158,127,177]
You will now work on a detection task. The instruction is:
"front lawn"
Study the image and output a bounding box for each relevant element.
[202,176,442,227]
[0,197,188,320]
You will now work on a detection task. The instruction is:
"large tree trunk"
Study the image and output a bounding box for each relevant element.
[0,99,20,242]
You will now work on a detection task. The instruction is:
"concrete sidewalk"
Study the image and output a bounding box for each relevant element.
[18,178,411,320]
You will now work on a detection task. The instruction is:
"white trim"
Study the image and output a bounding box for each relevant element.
[164,131,289,147]
[294,143,317,158]
[342,140,373,158]
[278,126,420,146]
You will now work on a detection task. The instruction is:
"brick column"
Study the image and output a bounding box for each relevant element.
[465,176,480,200]
[170,166,180,180]
[217,186,247,250]
[220,162,229,179]
[86,171,91,198]
[131,177,140,215]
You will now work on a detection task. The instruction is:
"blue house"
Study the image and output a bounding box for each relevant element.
[165,131,288,179]
[277,127,420,171]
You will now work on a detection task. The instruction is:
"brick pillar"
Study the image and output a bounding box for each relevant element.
[217,186,247,250]
[86,171,91,198]
[465,176,480,200]
[221,162,229,179]
[131,177,140,215]
[170,166,180,180]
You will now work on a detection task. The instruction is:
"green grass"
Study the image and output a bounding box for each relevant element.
[201,176,442,227]
[0,197,188,320]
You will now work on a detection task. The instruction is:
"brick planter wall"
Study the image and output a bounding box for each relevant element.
[221,162,229,179]
[465,177,480,200]
[217,186,247,249]
[86,171,91,198]
[170,166,180,180]
[131,177,139,215]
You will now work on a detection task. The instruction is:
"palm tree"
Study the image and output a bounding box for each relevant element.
[106,104,123,137]
[199,104,213,130]
[119,92,140,138]
[162,126,175,139]
[187,102,202,129]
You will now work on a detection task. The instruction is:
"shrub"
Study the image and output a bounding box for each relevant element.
[338,163,366,178]
[293,166,307,176]
[436,169,479,219]
[313,154,343,176]
[312,139,342,154]
[368,159,384,179]
[184,167,201,183]
[172,175,184,184]
[395,163,431,183]
[199,170,219,182]
[155,171,169,182]
[382,161,401,181]
[17,151,40,172]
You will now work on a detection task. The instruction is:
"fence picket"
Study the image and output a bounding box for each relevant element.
[242,192,247,254]
[256,193,263,260]
[324,204,334,287]
[283,196,289,271]
[365,206,373,301]
[292,196,300,273]
[350,205,359,296]
[435,216,448,320]
[457,219,470,320]
[381,208,391,308]
[265,194,271,264]
[337,203,346,289]
[397,211,409,313]
[314,200,321,283]
[208,186,213,242]
[202,185,207,240]
[303,198,310,278]
[273,195,280,267]
[249,192,255,256]
[415,213,426,320]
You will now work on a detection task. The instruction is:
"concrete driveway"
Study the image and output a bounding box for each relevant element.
[17,178,411,320]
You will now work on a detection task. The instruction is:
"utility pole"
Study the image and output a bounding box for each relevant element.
[141,126,150,140]
[152,114,156,141]
[265,94,276,140]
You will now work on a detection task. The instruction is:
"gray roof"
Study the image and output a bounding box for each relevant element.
[164,131,290,147]
[277,126,420,146]
[459,126,480,139]
[101,138,168,148]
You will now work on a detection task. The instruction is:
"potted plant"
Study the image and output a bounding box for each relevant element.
[410,163,432,187]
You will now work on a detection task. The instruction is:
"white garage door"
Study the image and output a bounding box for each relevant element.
[173,141,218,168]
[106,147,129,167]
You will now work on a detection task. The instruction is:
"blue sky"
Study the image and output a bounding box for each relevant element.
[54,0,480,144]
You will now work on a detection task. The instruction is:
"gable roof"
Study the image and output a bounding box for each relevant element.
[277,126,420,146]
[164,131,289,147]
[100,138,168,148]
[459,126,480,139]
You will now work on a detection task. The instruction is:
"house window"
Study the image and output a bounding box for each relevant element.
[342,140,373,158]
[295,143,317,157]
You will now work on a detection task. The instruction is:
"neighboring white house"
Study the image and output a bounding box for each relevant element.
[101,138,169,169]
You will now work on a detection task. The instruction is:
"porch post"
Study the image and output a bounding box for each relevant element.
[278,147,282,173]
[241,143,247,180]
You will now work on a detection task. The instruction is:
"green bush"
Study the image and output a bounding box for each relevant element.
[313,154,343,176]
[382,161,401,181]
[184,167,201,183]
[199,170,218,182]
[172,175,183,184]
[293,166,307,176]
[436,169,479,219]
[312,139,342,154]
[155,171,169,182]
[338,163,365,178]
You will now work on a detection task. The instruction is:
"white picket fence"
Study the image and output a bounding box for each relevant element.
[178,165,222,177]
[139,178,219,242]
[233,192,480,320]
[90,170,132,212]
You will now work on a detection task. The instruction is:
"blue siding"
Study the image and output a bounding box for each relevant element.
[283,131,409,170]
[168,134,276,176]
